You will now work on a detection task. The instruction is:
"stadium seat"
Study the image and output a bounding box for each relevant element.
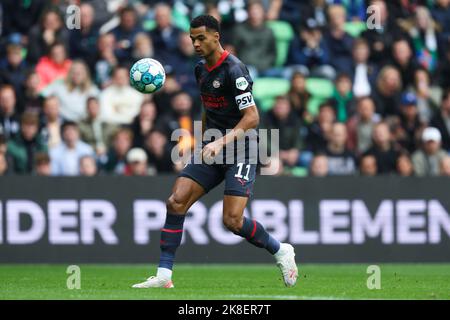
[306,78,334,98]
[305,78,335,116]
[253,77,290,112]
[266,21,295,67]
[290,167,308,177]
[307,96,327,116]
[343,21,367,37]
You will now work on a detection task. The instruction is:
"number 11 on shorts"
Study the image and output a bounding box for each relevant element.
[235,163,251,181]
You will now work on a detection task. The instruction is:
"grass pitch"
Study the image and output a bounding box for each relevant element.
[0,264,449,300]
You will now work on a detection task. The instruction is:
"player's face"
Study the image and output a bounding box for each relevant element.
[189,26,219,58]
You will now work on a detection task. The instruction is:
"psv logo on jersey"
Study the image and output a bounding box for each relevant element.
[235,92,254,110]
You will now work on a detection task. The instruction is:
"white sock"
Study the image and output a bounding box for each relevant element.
[157,267,172,280]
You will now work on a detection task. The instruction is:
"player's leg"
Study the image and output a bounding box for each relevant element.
[223,163,298,287]
[132,177,205,288]
[222,195,280,254]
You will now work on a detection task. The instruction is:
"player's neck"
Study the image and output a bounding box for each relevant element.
[205,47,226,68]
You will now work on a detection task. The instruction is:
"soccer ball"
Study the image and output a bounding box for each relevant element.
[129,58,166,94]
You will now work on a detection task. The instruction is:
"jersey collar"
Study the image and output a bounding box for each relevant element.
[205,50,230,72]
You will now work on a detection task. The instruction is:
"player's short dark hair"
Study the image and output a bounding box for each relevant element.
[190,15,220,33]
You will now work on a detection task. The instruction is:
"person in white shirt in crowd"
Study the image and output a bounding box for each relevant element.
[412,127,448,176]
[50,121,94,176]
[351,38,377,98]
[41,60,99,122]
[99,65,144,125]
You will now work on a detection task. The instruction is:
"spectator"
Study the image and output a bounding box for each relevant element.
[440,155,450,176]
[79,96,118,156]
[21,71,43,114]
[396,152,414,176]
[93,33,118,89]
[431,0,450,55]
[405,6,439,74]
[362,0,407,65]
[172,32,198,98]
[261,96,302,168]
[111,6,143,63]
[152,68,182,117]
[0,152,8,175]
[412,127,448,176]
[157,91,198,154]
[35,42,72,91]
[144,129,175,174]
[390,38,418,90]
[79,155,98,177]
[360,154,378,176]
[351,38,377,98]
[393,92,425,154]
[372,65,402,117]
[50,121,95,176]
[131,32,154,63]
[331,73,354,123]
[42,60,99,122]
[131,100,158,148]
[305,102,335,154]
[102,128,133,175]
[7,112,47,174]
[68,2,99,68]
[34,152,51,176]
[321,122,356,175]
[323,5,354,75]
[364,122,400,174]
[1,0,45,38]
[0,43,29,95]
[149,3,182,66]
[40,95,63,149]
[346,96,380,155]
[430,88,450,151]
[0,84,20,139]
[99,66,144,125]
[231,0,276,76]
[409,68,440,123]
[287,71,311,123]
[286,19,333,79]
[125,147,155,176]
[309,154,328,177]
[26,7,69,64]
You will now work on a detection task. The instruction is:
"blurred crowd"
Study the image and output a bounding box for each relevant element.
[0,0,450,177]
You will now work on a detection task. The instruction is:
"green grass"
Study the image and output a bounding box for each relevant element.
[0,264,449,300]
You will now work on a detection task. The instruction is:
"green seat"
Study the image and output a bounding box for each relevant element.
[307,96,327,117]
[172,8,190,32]
[306,78,334,98]
[305,78,335,116]
[266,21,295,67]
[344,21,367,37]
[253,77,290,112]
[290,167,308,177]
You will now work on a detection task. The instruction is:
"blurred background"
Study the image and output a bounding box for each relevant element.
[0,0,450,178]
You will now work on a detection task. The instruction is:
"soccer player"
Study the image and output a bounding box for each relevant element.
[132,15,298,288]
